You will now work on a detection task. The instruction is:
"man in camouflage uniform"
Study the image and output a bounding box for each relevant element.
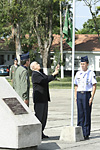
[9,58,19,89]
[14,52,30,106]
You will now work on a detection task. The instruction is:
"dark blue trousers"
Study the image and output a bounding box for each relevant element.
[77,92,92,137]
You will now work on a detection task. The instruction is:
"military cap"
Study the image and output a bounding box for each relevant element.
[20,52,29,61]
[14,58,18,61]
[81,56,89,63]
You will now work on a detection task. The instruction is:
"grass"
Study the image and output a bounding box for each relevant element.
[49,76,100,89]
[4,76,100,89]
[49,77,71,89]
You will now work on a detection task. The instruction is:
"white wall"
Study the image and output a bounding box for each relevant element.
[0,51,16,66]
[65,51,100,72]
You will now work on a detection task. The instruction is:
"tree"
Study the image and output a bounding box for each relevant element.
[0,0,28,63]
[78,0,100,39]
[76,18,100,34]
[0,0,69,72]
[24,0,59,74]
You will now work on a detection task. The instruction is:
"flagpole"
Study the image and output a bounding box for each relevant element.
[71,0,76,126]
[60,0,84,142]
[60,1,64,79]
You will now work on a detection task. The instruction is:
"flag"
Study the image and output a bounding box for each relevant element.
[63,9,73,48]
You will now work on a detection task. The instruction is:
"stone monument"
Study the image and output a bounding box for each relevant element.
[0,77,41,149]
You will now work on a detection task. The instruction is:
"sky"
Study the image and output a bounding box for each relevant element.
[75,1,100,30]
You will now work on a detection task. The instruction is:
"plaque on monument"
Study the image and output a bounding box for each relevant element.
[3,97,28,115]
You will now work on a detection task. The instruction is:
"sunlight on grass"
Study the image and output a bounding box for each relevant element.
[5,76,100,89]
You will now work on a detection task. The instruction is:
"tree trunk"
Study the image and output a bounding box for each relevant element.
[34,26,52,75]
[15,23,22,64]
[42,47,49,75]
[33,1,53,75]
[12,23,22,64]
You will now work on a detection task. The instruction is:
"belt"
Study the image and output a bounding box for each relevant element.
[78,91,91,94]
[80,91,84,94]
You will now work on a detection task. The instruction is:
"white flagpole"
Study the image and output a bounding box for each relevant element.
[60,1,64,79]
[71,0,76,126]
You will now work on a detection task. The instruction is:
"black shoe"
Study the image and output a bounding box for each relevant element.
[42,133,49,139]
[84,136,89,140]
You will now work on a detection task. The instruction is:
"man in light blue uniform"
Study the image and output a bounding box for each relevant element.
[74,56,97,140]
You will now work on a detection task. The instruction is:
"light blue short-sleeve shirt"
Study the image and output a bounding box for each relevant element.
[74,69,97,91]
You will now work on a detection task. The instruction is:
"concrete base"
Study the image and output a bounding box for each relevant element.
[60,126,84,142]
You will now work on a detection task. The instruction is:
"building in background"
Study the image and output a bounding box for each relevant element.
[0,39,16,66]
[51,34,100,76]
[1,34,100,76]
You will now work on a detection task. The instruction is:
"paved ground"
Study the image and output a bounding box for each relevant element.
[1,88,100,150]
[29,89,100,150]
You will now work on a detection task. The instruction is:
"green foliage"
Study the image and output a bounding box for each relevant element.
[76,0,100,38]
[0,0,71,67]
[25,0,60,40]
[97,6,100,11]
[0,0,28,51]
[76,18,100,34]
[0,0,26,29]
[96,77,100,82]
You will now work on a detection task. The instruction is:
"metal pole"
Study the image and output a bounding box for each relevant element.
[71,0,76,126]
[60,1,64,79]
